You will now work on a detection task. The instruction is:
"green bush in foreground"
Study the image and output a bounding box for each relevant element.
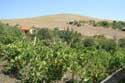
[0,23,125,83]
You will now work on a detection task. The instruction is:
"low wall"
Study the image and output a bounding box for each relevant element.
[101,68,125,83]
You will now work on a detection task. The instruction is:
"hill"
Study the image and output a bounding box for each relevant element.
[1,14,125,39]
[1,14,98,27]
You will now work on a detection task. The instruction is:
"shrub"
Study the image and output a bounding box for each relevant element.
[112,21,123,30]
[96,21,111,28]
[59,29,81,46]
[83,37,95,47]
[100,39,116,52]
[0,24,23,44]
[1,22,125,83]
[89,20,96,26]
[118,38,125,48]
[37,28,54,40]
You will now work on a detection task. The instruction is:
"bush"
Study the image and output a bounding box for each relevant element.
[59,29,81,45]
[0,24,23,44]
[118,38,125,48]
[37,28,54,40]
[100,39,116,52]
[112,21,123,30]
[83,37,95,47]
[1,22,125,83]
[96,21,111,28]
[89,20,96,26]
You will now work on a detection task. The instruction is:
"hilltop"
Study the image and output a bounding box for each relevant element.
[1,14,99,27]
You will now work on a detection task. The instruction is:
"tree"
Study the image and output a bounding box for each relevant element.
[89,20,96,26]
[100,39,116,52]
[112,21,123,30]
[97,21,111,28]
[83,37,95,47]
[118,38,125,48]
[37,28,54,40]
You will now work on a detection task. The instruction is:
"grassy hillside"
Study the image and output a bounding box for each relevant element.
[1,14,98,27]
[1,14,125,39]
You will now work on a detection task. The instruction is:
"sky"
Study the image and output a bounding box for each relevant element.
[0,0,125,20]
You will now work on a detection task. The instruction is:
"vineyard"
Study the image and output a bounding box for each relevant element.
[0,22,125,83]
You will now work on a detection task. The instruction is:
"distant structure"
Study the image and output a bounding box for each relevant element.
[68,20,76,25]
[20,26,38,45]
[122,27,125,31]
[68,20,81,27]
[20,26,38,34]
[20,26,31,33]
[29,26,38,35]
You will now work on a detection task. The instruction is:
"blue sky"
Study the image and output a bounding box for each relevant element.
[0,0,125,20]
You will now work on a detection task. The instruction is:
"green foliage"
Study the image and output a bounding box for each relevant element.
[0,23,23,44]
[68,19,125,31]
[83,37,95,47]
[112,21,123,30]
[96,21,111,28]
[89,20,96,26]
[36,28,54,40]
[58,29,82,46]
[100,39,116,52]
[118,38,125,48]
[0,22,125,83]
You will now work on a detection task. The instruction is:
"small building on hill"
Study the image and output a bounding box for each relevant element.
[20,25,39,35]
[29,26,39,35]
[20,26,31,33]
